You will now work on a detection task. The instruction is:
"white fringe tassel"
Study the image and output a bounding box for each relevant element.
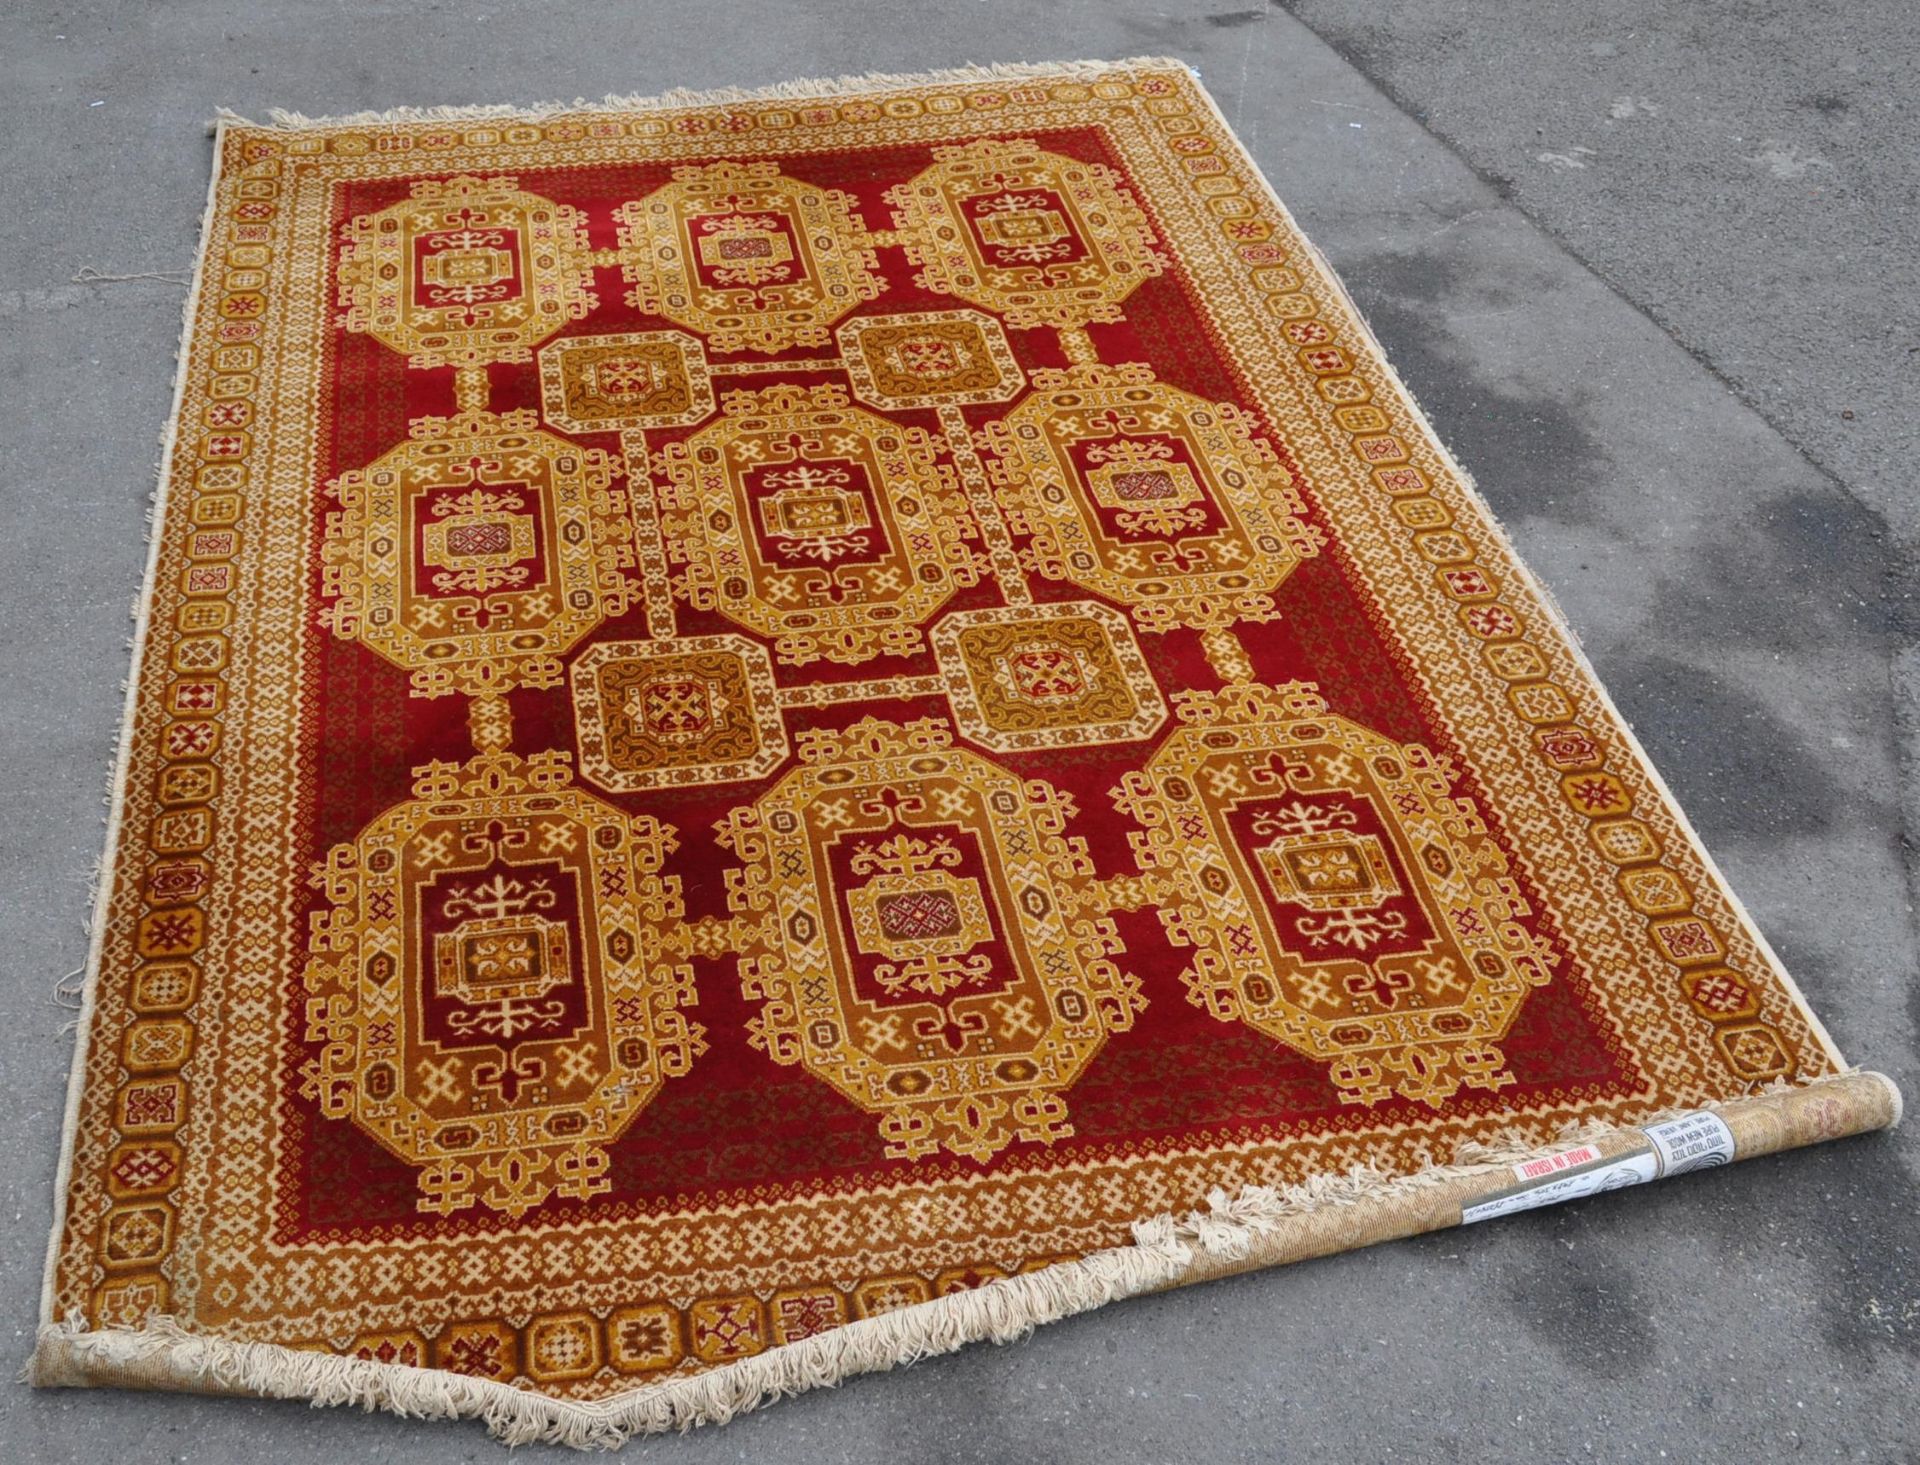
[30,1105,1777,1451]
[215,56,1193,133]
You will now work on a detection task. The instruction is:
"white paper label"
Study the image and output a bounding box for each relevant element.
[1643,1110,1736,1176]
[1511,1143,1603,1182]
[1461,1148,1657,1224]
[1460,1109,1739,1225]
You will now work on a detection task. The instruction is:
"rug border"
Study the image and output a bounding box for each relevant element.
[32,54,1897,1448]
[31,1074,1903,1447]
[35,109,235,1333]
[1169,67,1858,1078]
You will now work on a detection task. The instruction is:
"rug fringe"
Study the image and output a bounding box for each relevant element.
[211,56,1193,132]
[29,1070,1898,1449]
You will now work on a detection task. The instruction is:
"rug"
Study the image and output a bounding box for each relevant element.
[32,58,1899,1446]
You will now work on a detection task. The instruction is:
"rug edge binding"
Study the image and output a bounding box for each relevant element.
[29,1071,1900,1449]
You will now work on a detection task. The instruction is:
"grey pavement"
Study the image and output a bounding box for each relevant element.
[2,3,1914,1462]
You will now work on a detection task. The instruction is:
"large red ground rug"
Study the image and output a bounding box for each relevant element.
[33,58,1898,1446]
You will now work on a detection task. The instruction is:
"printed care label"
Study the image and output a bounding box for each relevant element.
[1460,1110,1739,1226]
[1642,1111,1736,1176]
